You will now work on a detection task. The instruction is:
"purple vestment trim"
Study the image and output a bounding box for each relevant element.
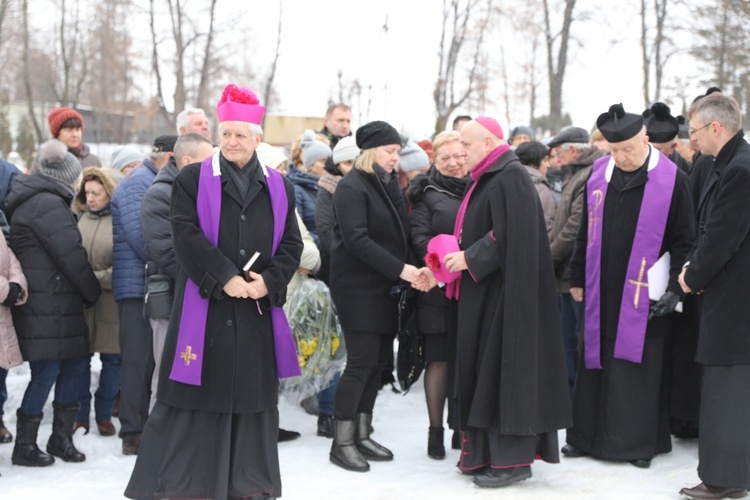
[584,147,677,368]
[170,153,300,386]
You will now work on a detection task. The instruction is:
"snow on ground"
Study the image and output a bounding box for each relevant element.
[0,358,701,499]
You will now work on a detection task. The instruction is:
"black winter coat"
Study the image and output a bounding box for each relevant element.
[455,149,571,434]
[407,168,467,334]
[330,166,411,334]
[141,158,180,282]
[5,174,101,361]
[684,131,750,365]
[157,154,302,413]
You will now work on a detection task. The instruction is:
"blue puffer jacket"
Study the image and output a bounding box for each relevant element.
[111,158,155,301]
[288,165,320,248]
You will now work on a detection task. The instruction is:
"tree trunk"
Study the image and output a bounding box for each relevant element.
[196,0,218,111]
[21,0,43,143]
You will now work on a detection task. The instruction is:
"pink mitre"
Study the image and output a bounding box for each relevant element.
[475,116,504,140]
[216,84,265,124]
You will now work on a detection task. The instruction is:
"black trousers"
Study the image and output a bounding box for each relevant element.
[334,330,392,420]
[118,298,155,441]
[698,364,750,489]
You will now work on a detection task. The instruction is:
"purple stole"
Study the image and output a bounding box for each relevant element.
[169,152,301,386]
[584,146,677,369]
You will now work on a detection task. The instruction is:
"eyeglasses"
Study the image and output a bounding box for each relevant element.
[689,123,712,136]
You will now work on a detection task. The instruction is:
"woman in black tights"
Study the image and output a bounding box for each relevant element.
[407,131,470,458]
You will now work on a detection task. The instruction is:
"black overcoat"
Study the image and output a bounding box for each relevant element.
[684,131,750,365]
[455,149,572,435]
[157,154,302,413]
[5,174,101,361]
[329,166,410,334]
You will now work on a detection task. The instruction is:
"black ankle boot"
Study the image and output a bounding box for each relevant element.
[46,403,85,463]
[428,427,445,459]
[355,413,393,461]
[451,430,461,450]
[317,414,333,438]
[12,410,55,467]
[330,419,369,472]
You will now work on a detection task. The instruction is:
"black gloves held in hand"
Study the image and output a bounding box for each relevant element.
[648,291,680,320]
[3,283,22,307]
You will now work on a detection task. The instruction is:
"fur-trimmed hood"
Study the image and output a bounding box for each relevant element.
[74,166,124,213]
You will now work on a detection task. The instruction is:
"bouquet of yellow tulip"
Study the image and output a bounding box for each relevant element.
[281,276,346,401]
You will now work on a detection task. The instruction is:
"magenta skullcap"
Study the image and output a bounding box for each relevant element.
[475,117,504,140]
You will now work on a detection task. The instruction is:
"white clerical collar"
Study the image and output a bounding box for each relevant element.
[605,144,659,182]
[212,150,269,177]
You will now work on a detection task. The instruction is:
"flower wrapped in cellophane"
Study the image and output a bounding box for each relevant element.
[280,277,346,402]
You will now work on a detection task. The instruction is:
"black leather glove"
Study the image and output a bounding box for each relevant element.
[2,283,22,307]
[648,291,680,320]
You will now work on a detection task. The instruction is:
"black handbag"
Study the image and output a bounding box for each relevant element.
[145,274,173,320]
[393,283,424,393]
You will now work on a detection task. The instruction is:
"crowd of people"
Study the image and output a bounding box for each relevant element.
[0,82,747,500]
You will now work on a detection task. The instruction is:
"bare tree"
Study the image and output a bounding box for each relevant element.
[0,0,11,51]
[53,0,89,105]
[433,0,492,135]
[262,0,283,124]
[21,0,43,143]
[195,0,219,111]
[149,0,173,127]
[640,0,671,107]
[542,0,576,133]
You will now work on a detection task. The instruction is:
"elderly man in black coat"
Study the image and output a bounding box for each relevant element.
[126,85,302,500]
[439,117,571,488]
[678,93,750,500]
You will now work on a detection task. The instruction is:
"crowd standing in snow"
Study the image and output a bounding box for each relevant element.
[0,83,748,500]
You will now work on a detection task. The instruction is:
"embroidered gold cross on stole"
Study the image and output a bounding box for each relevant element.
[627,257,649,308]
[180,346,197,366]
[589,190,604,242]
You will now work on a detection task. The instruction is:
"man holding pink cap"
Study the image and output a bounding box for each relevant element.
[432,117,571,487]
[126,84,302,500]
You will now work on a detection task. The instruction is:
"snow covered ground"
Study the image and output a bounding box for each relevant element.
[0,358,702,499]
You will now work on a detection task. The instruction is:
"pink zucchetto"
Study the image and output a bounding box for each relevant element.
[475,116,504,140]
[216,84,265,124]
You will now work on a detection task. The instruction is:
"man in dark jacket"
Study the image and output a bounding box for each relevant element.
[6,139,101,467]
[678,93,750,500]
[111,134,176,455]
[319,103,352,149]
[126,84,302,500]
[140,133,214,413]
[442,118,571,488]
[547,127,604,393]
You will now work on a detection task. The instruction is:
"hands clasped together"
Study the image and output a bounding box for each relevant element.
[222,272,268,300]
[402,250,468,293]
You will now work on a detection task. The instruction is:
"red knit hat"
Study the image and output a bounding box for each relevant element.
[47,107,84,138]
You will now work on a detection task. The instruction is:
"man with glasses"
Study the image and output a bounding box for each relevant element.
[678,92,750,500]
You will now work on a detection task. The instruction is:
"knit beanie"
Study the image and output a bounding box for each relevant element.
[47,107,84,138]
[301,133,332,169]
[110,146,144,172]
[38,139,83,185]
[398,140,430,173]
[332,136,360,165]
[256,142,289,170]
[510,125,536,142]
[355,121,402,150]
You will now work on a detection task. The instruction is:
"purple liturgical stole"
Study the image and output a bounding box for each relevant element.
[170,152,301,386]
[584,146,677,369]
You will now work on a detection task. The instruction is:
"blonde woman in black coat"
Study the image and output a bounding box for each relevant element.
[328,121,423,472]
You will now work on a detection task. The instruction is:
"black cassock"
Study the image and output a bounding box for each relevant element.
[454,150,571,470]
[126,154,302,499]
[568,155,694,462]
